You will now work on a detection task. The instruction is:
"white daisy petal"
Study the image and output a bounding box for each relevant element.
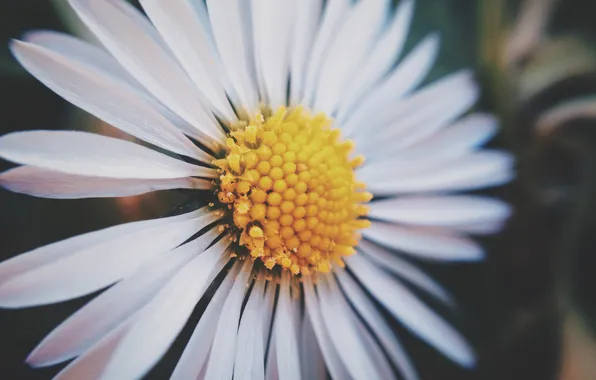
[400,113,498,156]
[206,0,258,113]
[11,39,209,161]
[302,0,352,107]
[0,131,214,180]
[0,209,201,283]
[138,0,237,121]
[234,278,266,380]
[367,151,515,195]
[204,260,254,380]
[300,310,326,380]
[313,0,390,115]
[369,195,512,228]
[273,273,301,380]
[347,254,476,367]
[363,221,484,261]
[335,269,419,380]
[265,327,279,380]
[450,219,507,235]
[171,262,241,380]
[337,0,415,120]
[358,240,452,303]
[26,228,220,367]
[356,69,478,155]
[353,313,395,380]
[316,276,382,380]
[0,210,220,308]
[342,33,440,135]
[68,0,225,145]
[99,239,230,380]
[303,277,350,380]
[289,0,323,105]
[264,283,279,380]
[54,316,135,380]
[251,0,296,109]
[0,166,210,199]
[21,31,209,143]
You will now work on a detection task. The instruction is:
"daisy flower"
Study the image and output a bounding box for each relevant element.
[0,0,513,379]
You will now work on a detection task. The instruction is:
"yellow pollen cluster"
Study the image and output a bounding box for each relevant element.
[214,107,372,276]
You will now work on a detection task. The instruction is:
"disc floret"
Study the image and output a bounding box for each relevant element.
[214,107,371,276]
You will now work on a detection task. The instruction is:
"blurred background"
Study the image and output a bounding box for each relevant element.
[1,0,596,379]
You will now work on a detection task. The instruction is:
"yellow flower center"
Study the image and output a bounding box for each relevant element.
[213,107,371,276]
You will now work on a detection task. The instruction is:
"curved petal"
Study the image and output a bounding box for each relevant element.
[0,166,210,199]
[342,33,439,135]
[369,195,512,228]
[363,221,484,261]
[0,210,220,308]
[367,151,514,195]
[300,311,326,380]
[335,269,419,380]
[301,0,352,107]
[251,0,295,109]
[273,273,301,380]
[26,228,220,367]
[337,0,415,119]
[98,240,230,380]
[203,260,254,379]
[303,277,351,380]
[347,254,476,367]
[233,278,266,380]
[206,0,258,114]
[289,0,323,105]
[358,240,452,303]
[11,39,208,161]
[69,0,225,145]
[138,0,236,121]
[312,0,390,115]
[170,262,241,380]
[0,131,215,179]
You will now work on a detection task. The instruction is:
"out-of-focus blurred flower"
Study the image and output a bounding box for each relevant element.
[0,0,513,378]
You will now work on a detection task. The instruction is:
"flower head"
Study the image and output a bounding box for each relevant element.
[0,0,513,379]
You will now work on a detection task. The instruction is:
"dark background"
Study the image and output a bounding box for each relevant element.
[0,1,596,379]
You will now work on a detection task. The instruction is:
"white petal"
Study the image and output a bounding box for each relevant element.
[369,195,512,228]
[0,166,210,199]
[342,33,440,136]
[335,269,419,380]
[367,151,515,195]
[204,260,254,379]
[356,69,478,156]
[170,261,241,380]
[0,131,214,179]
[352,312,395,380]
[138,0,236,121]
[312,0,389,115]
[69,0,225,145]
[303,277,351,380]
[347,254,476,367]
[399,113,498,157]
[289,0,323,105]
[11,39,208,161]
[363,221,484,261]
[449,219,507,235]
[206,0,258,113]
[316,276,382,380]
[273,273,301,380]
[0,209,220,308]
[0,209,201,283]
[54,317,135,380]
[251,0,295,109]
[358,240,452,303]
[99,239,230,380]
[265,327,279,380]
[337,0,415,119]
[21,31,208,142]
[301,0,352,107]
[26,228,221,367]
[264,283,279,380]
[300,310,326,380]
[234,278,266,380]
